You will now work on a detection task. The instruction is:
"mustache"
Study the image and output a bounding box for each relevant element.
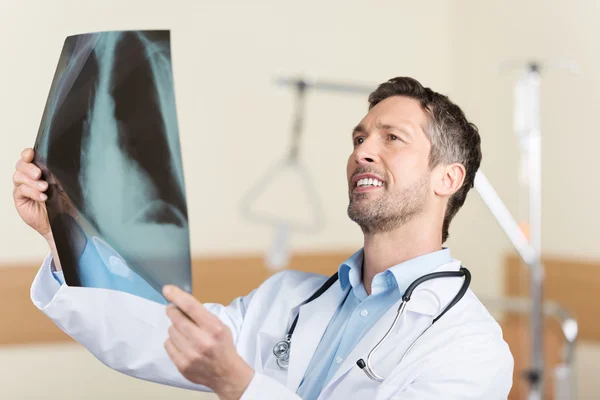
[349,167,386,182]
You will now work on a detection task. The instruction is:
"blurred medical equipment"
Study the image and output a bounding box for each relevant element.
[482,297,578,399]
[238,79,326,271]
[487,59,579,400]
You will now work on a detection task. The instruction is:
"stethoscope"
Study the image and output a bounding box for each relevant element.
[273,266,471,382]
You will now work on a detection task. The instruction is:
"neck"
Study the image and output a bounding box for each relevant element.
[361,214,443,295]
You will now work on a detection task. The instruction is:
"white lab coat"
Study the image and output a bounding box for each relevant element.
[31,254,514,399]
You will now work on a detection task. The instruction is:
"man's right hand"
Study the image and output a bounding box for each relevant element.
[13,148,52,241]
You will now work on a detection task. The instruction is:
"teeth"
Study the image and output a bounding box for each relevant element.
[356,177,383,187]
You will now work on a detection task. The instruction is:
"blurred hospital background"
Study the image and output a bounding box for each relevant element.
[1,0,598,398]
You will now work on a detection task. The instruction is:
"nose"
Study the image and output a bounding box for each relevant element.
[354,137,380,165]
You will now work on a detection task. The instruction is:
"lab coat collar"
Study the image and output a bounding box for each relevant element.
[323,259,466,392]
[286,275,351,392]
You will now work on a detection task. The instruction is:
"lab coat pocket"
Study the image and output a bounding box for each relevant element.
[257,331,289,384]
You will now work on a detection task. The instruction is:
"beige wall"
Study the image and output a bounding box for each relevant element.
[446,0,600,282]
[0,0,451,399]
[0,0,451,264]
[0,343,217,399]
[1,0,598,398]
[445,0,600,398]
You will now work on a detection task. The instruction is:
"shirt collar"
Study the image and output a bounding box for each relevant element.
[338,248,364,293]
[338,247,452,297]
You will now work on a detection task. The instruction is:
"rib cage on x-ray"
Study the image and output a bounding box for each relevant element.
[34,30,192,299]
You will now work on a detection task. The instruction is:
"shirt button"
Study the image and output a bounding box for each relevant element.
[335,356,343,364]
[360,309,369,317]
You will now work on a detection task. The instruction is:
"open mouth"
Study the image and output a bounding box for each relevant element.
[356,177,384,188]
[351,174,385,192]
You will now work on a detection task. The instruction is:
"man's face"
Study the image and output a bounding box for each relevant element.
[346,95,433,234]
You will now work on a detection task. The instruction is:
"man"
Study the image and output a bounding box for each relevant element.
[13,77,514,399]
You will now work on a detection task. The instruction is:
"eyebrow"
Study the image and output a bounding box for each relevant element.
[352,122,413,137]
[352,124,366,136]
[377,123,402,133]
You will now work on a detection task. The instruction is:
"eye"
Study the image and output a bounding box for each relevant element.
[354,136,365,146]
[389,134,399,141]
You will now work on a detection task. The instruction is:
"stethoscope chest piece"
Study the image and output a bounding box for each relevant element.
[273,334,292,370]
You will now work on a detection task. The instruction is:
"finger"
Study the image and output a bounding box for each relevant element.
[166,304,203,339]
[168,325,200,357]
[166,305,221,354]
[164,338,189,371]
[163,286,220,329]
[21,148,35,163]
[13,170,48,192]
[15,158,42,181]
[14,182,47,202]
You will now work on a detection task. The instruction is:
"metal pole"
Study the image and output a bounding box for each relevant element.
[288,79,307,163]
[514,63,545,400]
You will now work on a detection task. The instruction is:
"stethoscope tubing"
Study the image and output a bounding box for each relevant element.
[357,267,471,381]
[357,300,408,382]
[273,266,471,383]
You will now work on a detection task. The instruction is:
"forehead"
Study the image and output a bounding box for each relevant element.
[359,95,429,138]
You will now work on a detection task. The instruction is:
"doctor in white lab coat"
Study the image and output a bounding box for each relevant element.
[14,77,514,399]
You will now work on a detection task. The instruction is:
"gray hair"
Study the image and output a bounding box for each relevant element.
[368,77,482,243]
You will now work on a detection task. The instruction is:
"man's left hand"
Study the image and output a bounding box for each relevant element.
[163,285,254,400]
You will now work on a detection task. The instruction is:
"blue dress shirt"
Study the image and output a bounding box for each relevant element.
[49,232,167,304]
[296,248,452,400]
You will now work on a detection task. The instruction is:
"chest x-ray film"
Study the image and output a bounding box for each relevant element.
[33,30,192,304]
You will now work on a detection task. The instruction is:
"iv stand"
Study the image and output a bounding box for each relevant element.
[474,61,545,399]
[518,62,544,400]
[489,59,577,399]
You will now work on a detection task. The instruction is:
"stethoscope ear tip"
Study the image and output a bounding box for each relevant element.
[356,359,366,369]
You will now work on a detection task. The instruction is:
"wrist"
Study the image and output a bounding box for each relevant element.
[43,231,62,272]
[42,230,54,245]
[215,363,254,400]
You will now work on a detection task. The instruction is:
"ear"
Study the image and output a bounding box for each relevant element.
[433,163,466,197]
